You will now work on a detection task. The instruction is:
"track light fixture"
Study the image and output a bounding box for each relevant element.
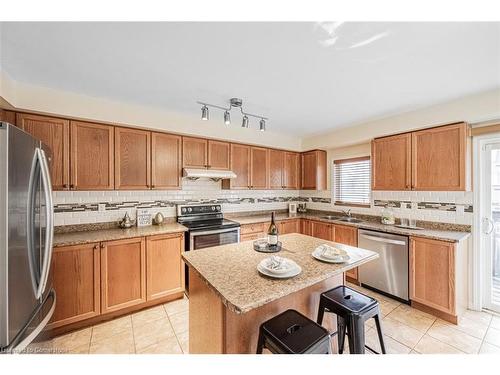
[196,98,268,131]
[201,105,209,121]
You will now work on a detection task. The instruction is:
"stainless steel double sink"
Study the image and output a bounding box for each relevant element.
[319,215,364,223]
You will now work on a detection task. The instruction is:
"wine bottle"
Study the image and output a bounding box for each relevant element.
[267,212,279,246]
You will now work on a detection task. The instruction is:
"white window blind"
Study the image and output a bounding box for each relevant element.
[333,157,371,206]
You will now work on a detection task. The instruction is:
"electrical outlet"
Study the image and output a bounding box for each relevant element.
[98,203,106,212]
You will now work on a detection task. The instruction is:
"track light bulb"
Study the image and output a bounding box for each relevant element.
[259,119,266,131]
[242,115,249,128]
[224,111,231,125]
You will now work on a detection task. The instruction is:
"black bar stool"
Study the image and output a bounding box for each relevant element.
[317,285,386,354]
[256,309,331,354]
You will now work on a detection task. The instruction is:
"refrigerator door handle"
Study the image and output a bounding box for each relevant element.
[35,148,54,300]
[26,151,40,296]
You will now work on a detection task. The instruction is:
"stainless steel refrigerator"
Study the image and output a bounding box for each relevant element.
[0,122,55,353]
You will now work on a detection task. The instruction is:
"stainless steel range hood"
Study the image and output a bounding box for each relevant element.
[183,168,237,181]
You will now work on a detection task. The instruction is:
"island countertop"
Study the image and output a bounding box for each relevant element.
[182,233,378,314]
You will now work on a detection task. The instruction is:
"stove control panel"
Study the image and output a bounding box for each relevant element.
[177,203,222,217]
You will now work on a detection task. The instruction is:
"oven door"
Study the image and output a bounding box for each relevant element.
[189,227,240,250]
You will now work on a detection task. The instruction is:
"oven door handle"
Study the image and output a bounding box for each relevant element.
[190,227,241,237]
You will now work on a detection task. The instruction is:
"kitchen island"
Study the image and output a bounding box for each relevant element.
[182,233,378,354]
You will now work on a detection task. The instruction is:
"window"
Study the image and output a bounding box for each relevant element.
[333,156,371,207]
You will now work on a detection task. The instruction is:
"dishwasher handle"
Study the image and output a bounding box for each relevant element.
[359,234,407,246]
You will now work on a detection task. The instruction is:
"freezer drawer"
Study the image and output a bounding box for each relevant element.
[358,229,409,302]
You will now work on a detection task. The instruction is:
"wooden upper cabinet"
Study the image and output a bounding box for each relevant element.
[17,113,70,190]
[250,147,269,189]
[284,152,300,189]
[183,136,208,168]
[269,149,284,189]
[70,121,114,190]
[411,123,468,191]
[151,132,182,189]
[48,243,101,328]
[223,144,250,189]
[146,233,184,301]
[208,140,230,170]
[100,237,146,314]
[301,150,327,190]
[0,109,16,125]
[115,127,151,190]
[410,237,456,315]
[371,133,412,191]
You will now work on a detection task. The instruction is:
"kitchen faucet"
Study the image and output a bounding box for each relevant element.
[342,209,352,217]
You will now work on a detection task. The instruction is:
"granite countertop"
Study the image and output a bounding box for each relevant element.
[182,233,378,314]
[53,223,188,247]
[229,212,471,243]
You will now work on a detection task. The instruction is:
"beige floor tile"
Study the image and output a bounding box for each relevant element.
[484,326,500,347]
[132,305,167,328]
[24,339,58,354]
[91,315,132,342]
[137,336,183,354]
[89,329,135,354]
[435,317,488,340]
[378,316,424,348]
[409,350,420,354]
[426,321,482,353]
[365,328,411,354]
[479,342,500,354]
[490,316,500,330]
[379,300,399,317]
[169,310,189,335]
[176,331,189,354]
[462,310,493,326]
[413,334,464,354]
[164,297,189,316]
[386,305,435,332]
[133,317,176,352]
[64,343,91,354]
[52,327,92,351]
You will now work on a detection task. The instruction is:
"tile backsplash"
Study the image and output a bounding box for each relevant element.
[53,179,474,226]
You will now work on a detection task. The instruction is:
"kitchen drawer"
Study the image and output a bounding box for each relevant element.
[240,223,265,235]
[240,233,264,242]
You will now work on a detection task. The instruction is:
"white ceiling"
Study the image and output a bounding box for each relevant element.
[1,22,499,137]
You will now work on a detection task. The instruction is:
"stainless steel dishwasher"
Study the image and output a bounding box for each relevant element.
[358,229,409,302]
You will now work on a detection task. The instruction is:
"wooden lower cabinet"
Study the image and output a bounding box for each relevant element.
[311,220,333,241]
[410,237,456,315]
[300,219,312,236]
[333,224,359,283]
[278,219,299,234]
[101,237,147,314]
[48,243,101,328]
[146,233,184,301]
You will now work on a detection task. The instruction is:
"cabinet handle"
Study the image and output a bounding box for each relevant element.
[93,245,98,251]
[100,243,105,249]
[70,184,75,189]
[151,184,155,189]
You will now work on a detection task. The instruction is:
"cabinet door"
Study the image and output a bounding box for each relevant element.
[410,237,455,314]
[182,136,208,168]
[412,123,467,191]
[49,243,100,328]
[151,132,182,189]
[101,237,146,313]
[208,140,230,170]
[269,149,284,189]
[301,150,327,190]
[250,147,269,189]
[0,109,16,125]
[146,233,184,301]
[334,225,358,281]
[17,113,70,190]
[225,144,250,189]
[279,220,299,234]
[371,133,411,190]
[300,219,312,236]
[311,221,333,241]
[115,127,151,190]
[283,152,300,189]
[70,121,114,190]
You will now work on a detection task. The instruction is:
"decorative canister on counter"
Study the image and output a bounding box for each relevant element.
[381,205,395,225]
[153,212,165,225]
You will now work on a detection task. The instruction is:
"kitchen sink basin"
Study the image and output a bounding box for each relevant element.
[320,215,342,220]
[337,217,363,223]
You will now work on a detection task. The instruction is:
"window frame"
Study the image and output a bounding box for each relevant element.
[333,156,371,208]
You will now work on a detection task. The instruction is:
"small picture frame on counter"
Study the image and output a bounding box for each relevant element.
[136,209,152,227]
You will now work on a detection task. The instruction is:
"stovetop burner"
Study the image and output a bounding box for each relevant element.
[176,203,240,231]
